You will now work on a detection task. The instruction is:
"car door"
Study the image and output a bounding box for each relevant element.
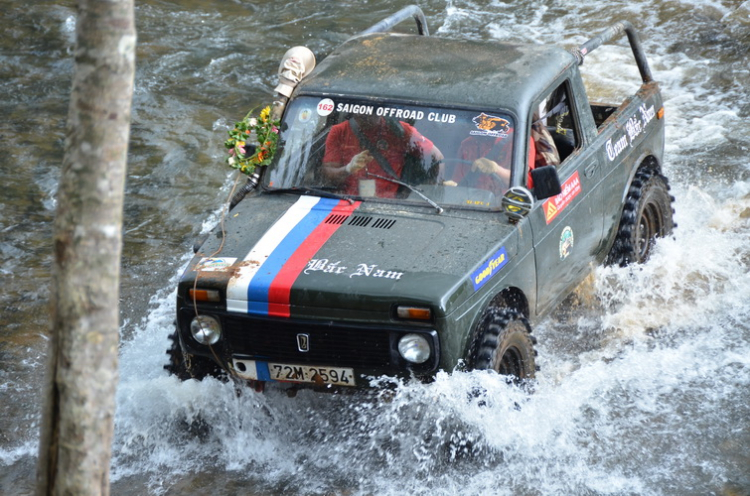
[527,80,604,315]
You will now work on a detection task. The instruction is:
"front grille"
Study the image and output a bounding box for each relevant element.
[222,315,393,369]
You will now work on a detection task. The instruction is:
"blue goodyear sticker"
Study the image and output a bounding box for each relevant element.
[471,247,509,291]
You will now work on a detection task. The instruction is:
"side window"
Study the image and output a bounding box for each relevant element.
[530,81,580,169]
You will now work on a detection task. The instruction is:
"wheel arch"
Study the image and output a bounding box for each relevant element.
[462,291,537,377]
[489,286,530,318]
[461,286,530,359]
[621,153,662,204]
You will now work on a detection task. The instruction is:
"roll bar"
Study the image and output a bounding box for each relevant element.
[571,20,653,83]
[358,5,429,36]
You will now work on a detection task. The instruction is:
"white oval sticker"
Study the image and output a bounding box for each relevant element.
[317,98,335,116]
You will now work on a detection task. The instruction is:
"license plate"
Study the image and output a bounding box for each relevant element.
[232,358,356,387]
[269,363,356,386]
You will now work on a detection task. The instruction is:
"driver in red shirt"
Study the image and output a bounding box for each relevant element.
[322,114,444,197]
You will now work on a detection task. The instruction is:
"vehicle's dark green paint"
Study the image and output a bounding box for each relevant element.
[171,14,671,390]
[179,193,533,375]
[301,34,574,112]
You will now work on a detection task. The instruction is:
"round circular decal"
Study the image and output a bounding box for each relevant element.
[298,108,313,123]
[559,226,575,259]
[317,98,335,116]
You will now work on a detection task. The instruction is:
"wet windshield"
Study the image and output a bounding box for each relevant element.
[264,97,517,209]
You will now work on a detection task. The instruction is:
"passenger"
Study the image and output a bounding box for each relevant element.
[448,106,560,194]
[321,114,444,197]
[448,131,515,194]
[529,108,561,168]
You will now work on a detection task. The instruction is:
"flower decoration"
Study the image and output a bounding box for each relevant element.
[224,105,280,176]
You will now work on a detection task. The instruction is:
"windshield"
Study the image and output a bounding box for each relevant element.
[264,97,517,209]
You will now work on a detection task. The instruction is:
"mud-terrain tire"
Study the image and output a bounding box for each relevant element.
[164,331,224,381]
[467,307,537,380]
[607,168,675,266]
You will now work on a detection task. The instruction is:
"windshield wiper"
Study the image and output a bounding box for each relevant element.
[365,172,444,214]
[267,187,355,205]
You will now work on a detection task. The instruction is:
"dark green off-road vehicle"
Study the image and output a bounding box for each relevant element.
[166,7,674,392]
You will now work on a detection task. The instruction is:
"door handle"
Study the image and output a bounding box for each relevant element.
[584,162,597,178]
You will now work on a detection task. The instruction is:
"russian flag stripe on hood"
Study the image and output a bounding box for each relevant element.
[226,196,360,315]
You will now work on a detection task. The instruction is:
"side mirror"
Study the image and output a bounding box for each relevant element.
[531,165,562,200]
[502,186,534,223]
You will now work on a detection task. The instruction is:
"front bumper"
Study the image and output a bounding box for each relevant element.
[177,307,440,387]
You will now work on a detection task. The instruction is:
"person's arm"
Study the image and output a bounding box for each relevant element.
[471,157,511,182]
[463,134,513,183]
[322,150,372,183]
[320,124,371,184]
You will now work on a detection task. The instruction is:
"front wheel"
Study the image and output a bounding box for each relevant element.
[164,331,224,381]
[607,168,675,266]
[467,307,537,380]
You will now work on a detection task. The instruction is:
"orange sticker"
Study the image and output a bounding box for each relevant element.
[470,113,511,138]
[543,171,581,224]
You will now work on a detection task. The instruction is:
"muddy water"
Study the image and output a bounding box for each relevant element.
[1,0,749,495]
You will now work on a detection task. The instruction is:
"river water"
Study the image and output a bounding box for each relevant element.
[1,0,749,494]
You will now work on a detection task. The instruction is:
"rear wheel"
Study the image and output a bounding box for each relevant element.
[607,168,675,266]
[467,307,537,380]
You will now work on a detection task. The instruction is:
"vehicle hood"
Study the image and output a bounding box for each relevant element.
[182,194,518,320]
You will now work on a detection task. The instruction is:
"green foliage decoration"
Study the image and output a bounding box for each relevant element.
[224,105,279,176]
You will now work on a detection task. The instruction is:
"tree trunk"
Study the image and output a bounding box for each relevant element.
[36,1,135,495]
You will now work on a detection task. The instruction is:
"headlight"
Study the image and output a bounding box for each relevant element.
[397,333,431,364]
[190,315,221,345]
